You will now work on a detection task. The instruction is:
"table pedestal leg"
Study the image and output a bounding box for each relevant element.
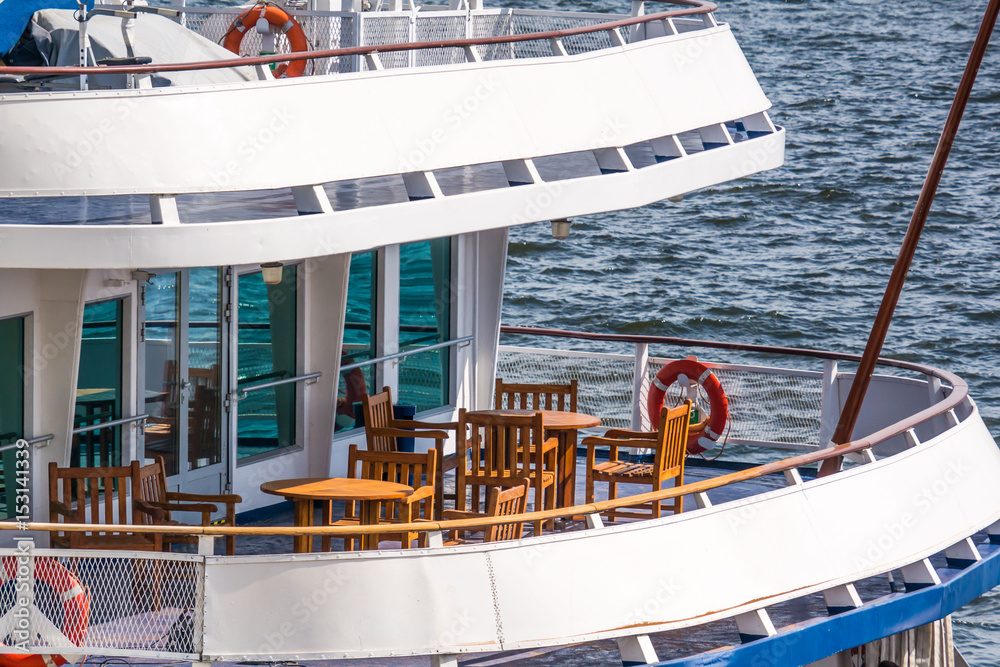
[293,499,314,554]
[321,501,332,552]
[360,499,381,550]
[556,430,578,509]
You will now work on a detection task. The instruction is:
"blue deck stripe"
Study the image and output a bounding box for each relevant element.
[652,543,1000,667]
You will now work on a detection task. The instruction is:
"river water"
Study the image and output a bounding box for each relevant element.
[500,0,1000,661]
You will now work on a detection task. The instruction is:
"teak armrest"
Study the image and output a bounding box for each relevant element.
[400,485,434,506]
[133,499,168,523]
[583,436,658,450]
[165,491,243,504]
[149,499,220,515]
[440,509,483,520]
[370,426,450,441]
[397,419,461,431]
[603,428,657,440]
[49,500,74,519]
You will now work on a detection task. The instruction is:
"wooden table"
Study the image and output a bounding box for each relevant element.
[260,477,413,553]
[468,409,601,509]
[537,410,601,508]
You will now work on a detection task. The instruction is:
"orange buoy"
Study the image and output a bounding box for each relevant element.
[223,4,309,78]
[0,557,88,667]
[647,358,728,455]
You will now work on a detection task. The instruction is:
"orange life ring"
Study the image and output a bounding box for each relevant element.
[0,556,89,667]
[647,358,728,455]
[222,4,309,78]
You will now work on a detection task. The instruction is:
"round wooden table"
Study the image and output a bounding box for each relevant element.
[468,409,601,508]
[537,410,601,508]
[260,477,413,552]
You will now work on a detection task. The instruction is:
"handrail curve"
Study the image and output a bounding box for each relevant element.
[0,1,716,77]
[10,344,968,540]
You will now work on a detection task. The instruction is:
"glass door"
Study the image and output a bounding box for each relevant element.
[0,316,24,520]
[142,269,227,494]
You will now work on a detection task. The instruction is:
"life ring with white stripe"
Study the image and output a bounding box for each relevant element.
[647,359,728,455]
[222,4,309,78]
[0,557,89,667]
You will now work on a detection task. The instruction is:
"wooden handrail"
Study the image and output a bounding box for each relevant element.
[15,363,967,540]
[0,1,716,77]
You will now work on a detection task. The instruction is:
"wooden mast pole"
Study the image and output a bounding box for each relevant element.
[819,0,1000,477]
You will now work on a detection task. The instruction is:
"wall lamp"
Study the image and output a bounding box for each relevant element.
[261,262,284,285]
[550,218,572,240]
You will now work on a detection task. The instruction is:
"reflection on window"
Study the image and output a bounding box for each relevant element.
[188,267,223,471]
[237,266,297,460]
[144,272,181,475]
[74,300,124,468]
[398,238,451,412]
[336,252,377,432]
[0,316,24,520]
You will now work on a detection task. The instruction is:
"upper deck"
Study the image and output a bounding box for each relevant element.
[0,0,784,269]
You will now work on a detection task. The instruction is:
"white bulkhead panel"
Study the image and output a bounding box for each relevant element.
[0,26,769,197]
[202,413,1000,659]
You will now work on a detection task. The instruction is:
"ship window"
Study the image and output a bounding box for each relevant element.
[398,238,451,412]
[0,315,25,520]
[236,265,297,460]
[73,299,124,468]
[337,251,377,432]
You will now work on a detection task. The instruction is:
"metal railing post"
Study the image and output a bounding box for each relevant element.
[817,360,839,448]
[631,342,649,431]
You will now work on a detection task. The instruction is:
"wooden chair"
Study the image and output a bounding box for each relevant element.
[361,386,461,519]
[494,378,578,412]
[134,456,242,555]
[48,461,162,550]
[456,410,557,536]
[442,478,529,544]
[330,444,437,550]
[584,399,691,522]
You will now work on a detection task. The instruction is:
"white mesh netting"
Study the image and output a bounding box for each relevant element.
[0,550,202,657]
[163,7,632,74]
[497,347,826,447]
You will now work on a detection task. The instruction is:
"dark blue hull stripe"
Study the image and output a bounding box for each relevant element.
[651,543,1000,667]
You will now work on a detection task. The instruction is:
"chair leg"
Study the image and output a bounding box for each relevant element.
[607,481,617,523]
[675,474,684,515]
[435,463,445,520]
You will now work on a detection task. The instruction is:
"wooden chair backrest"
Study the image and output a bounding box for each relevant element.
[484,479,529,542]
[362,387,396,453]
[655,400,692,476]
[345,444,437,519]
[135,456,170,526]
[189,384,220,462]
[494,379,578,412]
[48,460,140,529]
[464,411,544,479]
